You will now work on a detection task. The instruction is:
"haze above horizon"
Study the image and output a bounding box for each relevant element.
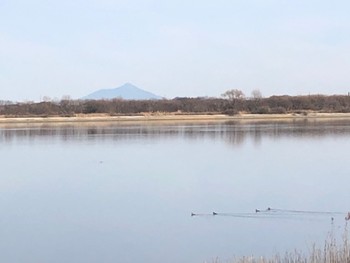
[1,0,350,102]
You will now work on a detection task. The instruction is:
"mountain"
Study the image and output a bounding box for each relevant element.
[82,83,162,100]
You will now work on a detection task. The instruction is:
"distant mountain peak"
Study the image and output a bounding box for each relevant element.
[117,83,141,91]
[82,83,162,100]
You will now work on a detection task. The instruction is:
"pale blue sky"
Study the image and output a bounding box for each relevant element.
[1,0,350,101]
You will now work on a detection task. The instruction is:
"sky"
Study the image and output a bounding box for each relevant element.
[1,0,350,102]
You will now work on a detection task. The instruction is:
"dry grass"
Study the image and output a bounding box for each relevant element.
[217,224,350,263]
[1,112,350,125]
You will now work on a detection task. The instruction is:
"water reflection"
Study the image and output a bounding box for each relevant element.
[1,119,350,145]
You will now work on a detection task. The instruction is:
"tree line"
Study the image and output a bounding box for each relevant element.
[1,91,350,117]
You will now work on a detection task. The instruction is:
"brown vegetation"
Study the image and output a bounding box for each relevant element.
[1,94,350,117]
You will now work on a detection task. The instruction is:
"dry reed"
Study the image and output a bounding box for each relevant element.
[220,223,350,263]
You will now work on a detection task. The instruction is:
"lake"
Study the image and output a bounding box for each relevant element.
[1,119,350,263]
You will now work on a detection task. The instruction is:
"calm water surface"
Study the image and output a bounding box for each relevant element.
[1,119,350,263]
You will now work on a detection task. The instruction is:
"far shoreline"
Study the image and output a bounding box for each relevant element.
[1,112,350,125]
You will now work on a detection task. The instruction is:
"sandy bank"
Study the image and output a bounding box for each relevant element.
[1,112,350,125]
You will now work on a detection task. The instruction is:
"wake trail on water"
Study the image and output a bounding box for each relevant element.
[191,207,350,222]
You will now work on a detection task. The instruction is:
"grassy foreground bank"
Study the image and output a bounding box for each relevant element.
[1,112,350,124]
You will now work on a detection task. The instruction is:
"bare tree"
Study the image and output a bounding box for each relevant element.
[0,100,13,105]
[221,89,245,100]
[251,89,262,99]
[221,89,245,115]
[42,96,51,102]
[61,95,71,101]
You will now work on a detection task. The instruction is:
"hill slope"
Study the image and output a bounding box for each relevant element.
[82,83,162,100]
